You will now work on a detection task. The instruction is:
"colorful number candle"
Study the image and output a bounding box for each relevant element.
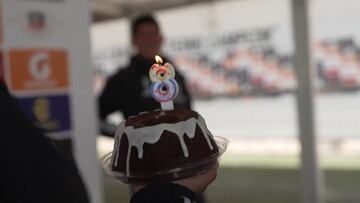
[149,55,179,110]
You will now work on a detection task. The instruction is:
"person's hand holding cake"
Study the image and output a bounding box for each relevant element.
[102,55,228,202]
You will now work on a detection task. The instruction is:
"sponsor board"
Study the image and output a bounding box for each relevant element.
[8,49,69,91]
[3,0,102,201]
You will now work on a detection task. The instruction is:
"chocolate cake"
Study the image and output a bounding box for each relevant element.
[108,108,220,183]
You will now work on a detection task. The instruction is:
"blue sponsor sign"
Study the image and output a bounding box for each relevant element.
[17,94,72,134]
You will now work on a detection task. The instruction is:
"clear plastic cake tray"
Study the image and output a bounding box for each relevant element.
[101,136,229,184]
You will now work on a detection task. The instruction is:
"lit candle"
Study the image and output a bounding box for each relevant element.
[149,55,178,110]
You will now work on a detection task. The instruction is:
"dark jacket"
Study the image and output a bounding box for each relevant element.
[0,82,89,203]
[131,182,198,203]
[99,55,192,120]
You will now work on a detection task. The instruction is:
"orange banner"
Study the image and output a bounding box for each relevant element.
[9,49,69,90]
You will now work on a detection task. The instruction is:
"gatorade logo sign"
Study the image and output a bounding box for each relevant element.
[9,49,69,90]
[29,52,52,80]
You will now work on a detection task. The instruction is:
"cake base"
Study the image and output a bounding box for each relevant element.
[102,136,228,184]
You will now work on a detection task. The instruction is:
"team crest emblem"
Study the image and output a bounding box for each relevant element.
[28,10,46,31]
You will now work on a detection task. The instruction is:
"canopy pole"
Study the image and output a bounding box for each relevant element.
[290,0,324,203]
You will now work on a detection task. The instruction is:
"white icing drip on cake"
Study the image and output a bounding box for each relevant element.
[111,113,215,174]
[112,121,125,167]
[197,114,214,150]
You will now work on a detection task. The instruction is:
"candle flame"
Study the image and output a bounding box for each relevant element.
[155,55,163,65]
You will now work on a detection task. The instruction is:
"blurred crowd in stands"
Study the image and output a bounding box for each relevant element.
[173,38,360,98]
[315,38,360,91]
[174,48,295,97]
[93,38,360,98]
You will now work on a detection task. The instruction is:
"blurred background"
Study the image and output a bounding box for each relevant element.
[91,0,360,203]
